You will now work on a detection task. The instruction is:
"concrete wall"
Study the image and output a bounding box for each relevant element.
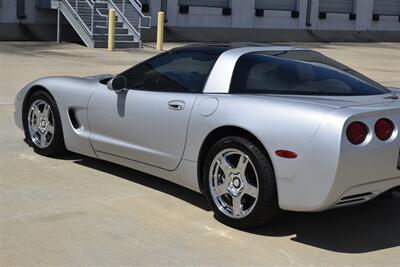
[141,0,400,42]
[0,0,80,41]
[0,0,55,24]
[147,0,400,31]
[0,0,399,42]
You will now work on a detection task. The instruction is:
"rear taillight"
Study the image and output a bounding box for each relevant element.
[375,118,394,141]
[347,121,369,145]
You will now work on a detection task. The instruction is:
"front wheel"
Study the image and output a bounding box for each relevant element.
[23,90,66,156]
[203,136,280,229]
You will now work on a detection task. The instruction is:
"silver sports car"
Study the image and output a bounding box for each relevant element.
[14,44,400,229]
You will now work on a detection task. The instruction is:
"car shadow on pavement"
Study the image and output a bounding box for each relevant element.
[73,156,211,211]
[72,154,400,254]
[251,194,400,253]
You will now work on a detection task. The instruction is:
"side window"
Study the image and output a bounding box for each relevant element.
[230,53,389,96]
[120,52,216,93]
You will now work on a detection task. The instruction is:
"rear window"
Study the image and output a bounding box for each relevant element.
[230,51,389,96]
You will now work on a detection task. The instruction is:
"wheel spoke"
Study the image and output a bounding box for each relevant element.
[232,196,243,216]
[47,124,54,134]
[244,182,258,198]
[33,107,41,119]
[31,121,39,133]
[42,104,51,118]
[237,154,249,173]
[40,133,47,147]
[217,155,233,176]
[214,182,228,197]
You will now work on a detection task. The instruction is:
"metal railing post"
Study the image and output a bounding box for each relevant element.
[91,4,94,33]
[57,8,61,43]
[75,0,78,12]
[123,0,126,16]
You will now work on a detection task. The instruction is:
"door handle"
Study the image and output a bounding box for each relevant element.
[168,100,185,111]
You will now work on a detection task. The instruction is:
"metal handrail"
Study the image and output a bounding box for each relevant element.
[108,0,140,36]
[126,0,152,29]
[61,0,150,45]
[122,0,151,29]
[63,0,109,35]
[131,0,142,9]
[62,0,94,37]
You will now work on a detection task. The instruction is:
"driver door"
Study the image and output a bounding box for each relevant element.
[88,51,216,170]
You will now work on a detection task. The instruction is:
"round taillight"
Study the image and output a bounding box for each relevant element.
[347,121,369,145]
[375,118,394,141]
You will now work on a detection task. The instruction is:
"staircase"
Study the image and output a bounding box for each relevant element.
[58,0,151,48]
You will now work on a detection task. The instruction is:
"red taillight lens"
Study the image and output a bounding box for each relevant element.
[375,118,394,141]
[347,122,369,145]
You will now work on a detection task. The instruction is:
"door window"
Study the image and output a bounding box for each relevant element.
[120,52,217,93]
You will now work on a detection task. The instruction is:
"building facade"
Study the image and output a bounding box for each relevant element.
[1,0,399,42]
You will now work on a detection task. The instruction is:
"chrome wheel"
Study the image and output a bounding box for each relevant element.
[208,148,259,219]
[27,99,55,149]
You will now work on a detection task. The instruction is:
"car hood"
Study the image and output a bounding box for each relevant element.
[83,74,114,81]
[254,89,400,109]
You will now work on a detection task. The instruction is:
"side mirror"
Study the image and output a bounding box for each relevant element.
[107,76,126,93]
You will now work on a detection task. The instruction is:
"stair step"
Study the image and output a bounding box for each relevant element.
[79,16,107,22]
[94,27,129,34]
[61,1,143,49]
[97,8,109,15]
[94,41,140,49]
[96,21,123,27]
[93,34,134,41]
[94,3,108,9]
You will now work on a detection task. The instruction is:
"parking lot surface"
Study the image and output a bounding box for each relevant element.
[1,42,400,266]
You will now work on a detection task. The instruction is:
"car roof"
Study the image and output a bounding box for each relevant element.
[170,42,294,56]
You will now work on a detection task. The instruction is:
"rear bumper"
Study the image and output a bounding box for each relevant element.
[334,177,400,208]
[278,172,400,212]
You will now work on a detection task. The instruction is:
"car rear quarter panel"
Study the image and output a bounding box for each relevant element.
[278,103,400,211]
[184,94,338,196]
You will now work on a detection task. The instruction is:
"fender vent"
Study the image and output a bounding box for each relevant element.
[68,108,80,129]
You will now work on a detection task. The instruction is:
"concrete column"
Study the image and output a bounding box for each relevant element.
[308,0,320,29]
[355,0,373,31]
[150,0,161,27]
[166,0,178,27]
[231,0,255,28]
[298,0,309,29]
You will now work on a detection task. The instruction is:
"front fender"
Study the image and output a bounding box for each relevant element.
[15,76,101,158]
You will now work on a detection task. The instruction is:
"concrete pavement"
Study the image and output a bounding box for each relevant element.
[1,42,400,267]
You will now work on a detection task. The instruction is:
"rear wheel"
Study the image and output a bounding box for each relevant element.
[203,136,280,229]
[23,91,66,156]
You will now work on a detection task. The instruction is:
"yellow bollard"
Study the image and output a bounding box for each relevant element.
[156,11,165,52]
[108,9,116,51]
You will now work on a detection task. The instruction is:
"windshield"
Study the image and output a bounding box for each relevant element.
[230,50,390,96]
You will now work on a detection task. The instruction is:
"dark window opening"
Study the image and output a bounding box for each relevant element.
[230,50,390,96]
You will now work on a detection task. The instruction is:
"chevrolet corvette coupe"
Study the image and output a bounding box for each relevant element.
[14,44,400,228]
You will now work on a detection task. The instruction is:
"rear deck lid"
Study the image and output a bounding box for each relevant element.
[262,90,400,109]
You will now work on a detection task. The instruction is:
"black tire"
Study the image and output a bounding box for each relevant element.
[203,136,280,229]
[23,90,66,156]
